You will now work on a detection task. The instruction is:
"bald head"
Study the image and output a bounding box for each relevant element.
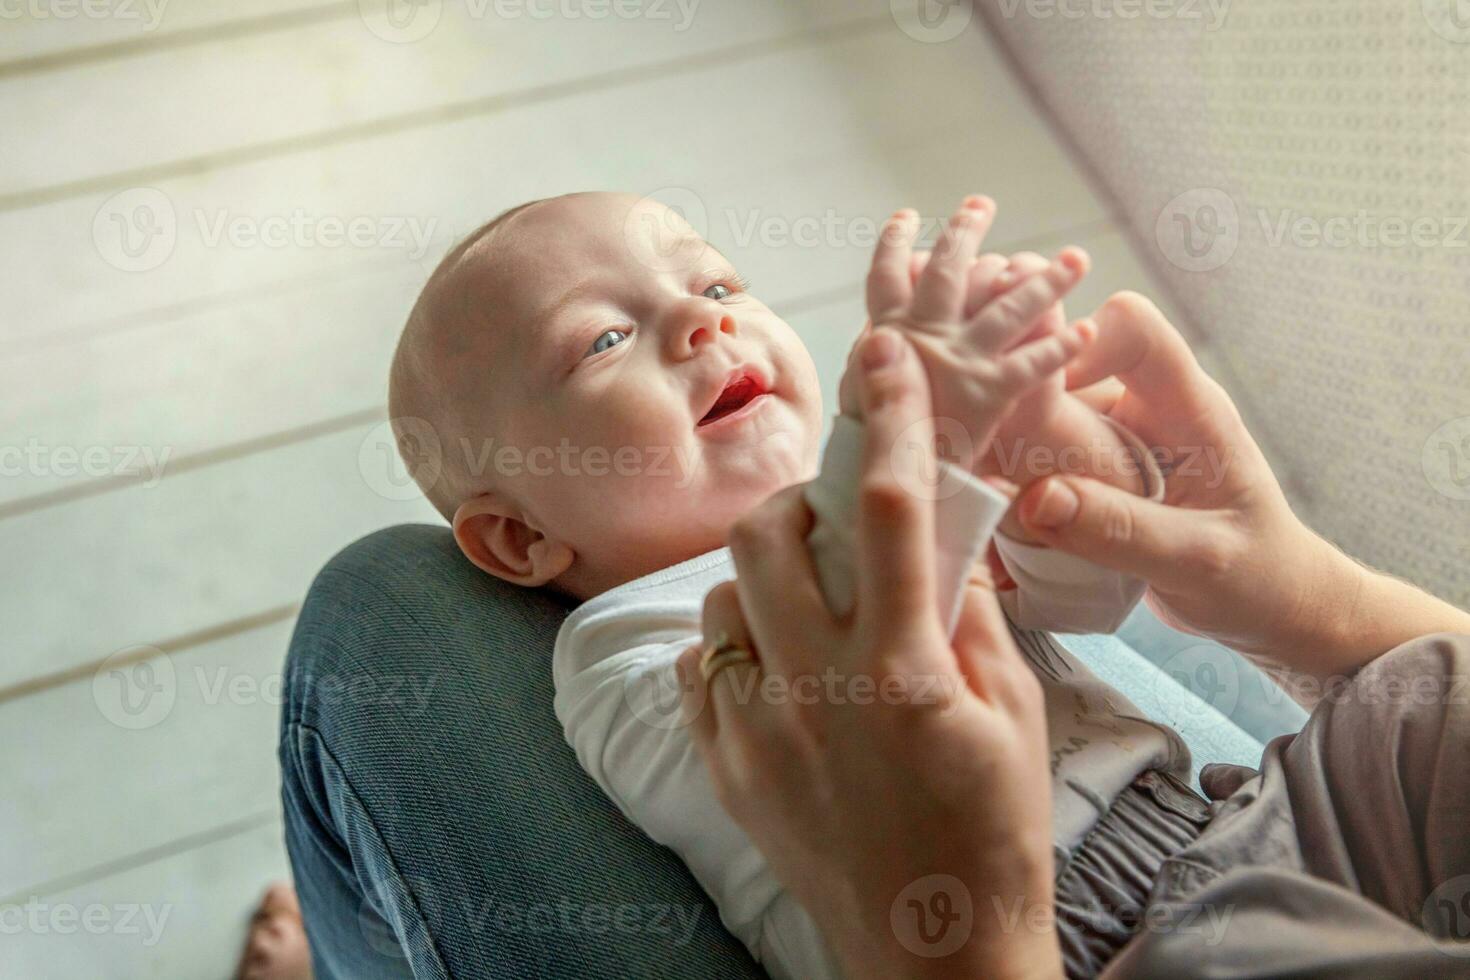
[385,190,824,595]
[388,200,542,519]
[389,191,692,520]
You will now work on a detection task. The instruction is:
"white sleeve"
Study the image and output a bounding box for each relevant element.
[994,416,1168,634]
[557,643,843,980]
[803,413,1010,638]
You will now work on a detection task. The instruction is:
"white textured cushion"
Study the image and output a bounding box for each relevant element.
[978,0,1470,607]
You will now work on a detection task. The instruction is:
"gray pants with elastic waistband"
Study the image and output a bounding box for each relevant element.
[1082,631,1470,978]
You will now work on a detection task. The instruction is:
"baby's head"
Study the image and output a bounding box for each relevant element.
[389,191,825,599]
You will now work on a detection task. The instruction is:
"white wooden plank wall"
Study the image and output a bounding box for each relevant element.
[1,2,1174,975]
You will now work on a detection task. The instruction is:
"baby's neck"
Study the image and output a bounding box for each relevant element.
[555,538,727,603]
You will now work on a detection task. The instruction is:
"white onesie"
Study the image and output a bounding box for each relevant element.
[552,414,1185,980]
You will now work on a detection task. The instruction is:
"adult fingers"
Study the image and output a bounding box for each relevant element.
[1065,291,1217,418]
[677,643,719,748]
[852,328,941,642]
[676,634,764,819]
[1069,371,1126,415]
[1015,474,1236,585]
[969,249,1089,353]
[867,210,920,325]
[910,197,995,324]
[727,484,834,674]
[949,573,1038,712]
[692,581,764,732]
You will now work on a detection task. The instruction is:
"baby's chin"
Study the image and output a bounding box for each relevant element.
[621,447,814,571]
[701,427,817,495]
[563,422,820,597]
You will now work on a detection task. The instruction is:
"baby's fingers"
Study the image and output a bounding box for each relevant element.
[962,253,1011,319]
[910,197,994,325]
[996,318,1096,398]
[908,249,931,285]
[867,210,920,325]
[970,248,1089,353]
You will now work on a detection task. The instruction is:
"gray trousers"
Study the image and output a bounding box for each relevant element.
[1104,632,1470,978]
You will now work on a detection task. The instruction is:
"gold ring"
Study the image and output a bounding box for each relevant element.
[699,632,757,683]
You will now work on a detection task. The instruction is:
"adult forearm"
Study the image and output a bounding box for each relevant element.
[1264,530,1470,689]
[1331,557,1470,669]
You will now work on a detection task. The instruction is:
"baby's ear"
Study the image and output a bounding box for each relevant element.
[453,493,574,587]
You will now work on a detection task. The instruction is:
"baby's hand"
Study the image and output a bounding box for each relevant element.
[907,248,1076,428]
[843,197,1092,473]
[926,245,1151,538]
[978,250,1077,432]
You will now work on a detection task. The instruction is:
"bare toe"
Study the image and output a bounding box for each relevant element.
[236,882,312,980]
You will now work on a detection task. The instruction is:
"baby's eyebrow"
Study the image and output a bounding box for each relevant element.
[538,278,602,325]
[529,284,609,378]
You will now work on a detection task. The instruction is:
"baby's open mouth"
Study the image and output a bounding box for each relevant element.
[699,370,770,426]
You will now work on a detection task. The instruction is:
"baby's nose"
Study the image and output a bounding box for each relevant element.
[673,309,737,357]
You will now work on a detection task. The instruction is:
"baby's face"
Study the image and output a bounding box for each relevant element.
[470,192,824,595]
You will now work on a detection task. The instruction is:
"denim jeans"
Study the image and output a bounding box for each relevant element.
[278,524,764,979]
[276,524,1261,979]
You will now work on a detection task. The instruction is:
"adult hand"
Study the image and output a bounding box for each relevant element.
[678,328,1063,980]
[1013,292,1403,683]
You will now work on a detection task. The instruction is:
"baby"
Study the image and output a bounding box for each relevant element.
[388,191,1188,978]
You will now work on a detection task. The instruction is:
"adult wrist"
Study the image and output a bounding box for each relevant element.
[1296,534,1374,663]
[1245,526,1383,682]
[845,932,1064,980]
[1327,556,1470,673]
[836,875,1063,980]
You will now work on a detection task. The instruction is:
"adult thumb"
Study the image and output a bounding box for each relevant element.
[1015,475,1205,585]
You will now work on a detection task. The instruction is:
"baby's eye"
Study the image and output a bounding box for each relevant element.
[701,273,750,300]
[586,328,629,357]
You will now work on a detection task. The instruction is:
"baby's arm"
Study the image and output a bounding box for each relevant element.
[966,252,1167,632]
[977,252,1148,537]
[814,198,1160,636]
[807,200,1095,637]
